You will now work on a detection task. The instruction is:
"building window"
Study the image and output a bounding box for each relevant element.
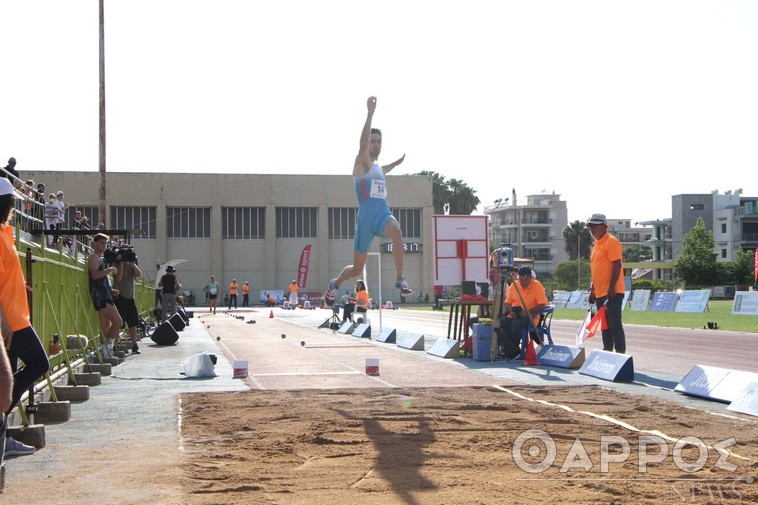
[276,207,317,238]
[222,207,265,239]
[67,206,99,230]
[721,223,727,234]
[110,206,156,238]
[391,208,422,239]
[329,208,357,239]
[167,207,211,238]
[690,204,704,210]
[722,249,727,259]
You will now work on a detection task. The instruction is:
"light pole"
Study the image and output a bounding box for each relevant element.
[577,232,581,290]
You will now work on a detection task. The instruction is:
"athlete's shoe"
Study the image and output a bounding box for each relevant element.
[395,276,413,297]
[5,437,36,456]
[324,279,337,307]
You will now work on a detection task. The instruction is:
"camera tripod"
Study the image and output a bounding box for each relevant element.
[318,305,342,331]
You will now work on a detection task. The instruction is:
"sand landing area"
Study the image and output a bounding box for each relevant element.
[180,385,757,505]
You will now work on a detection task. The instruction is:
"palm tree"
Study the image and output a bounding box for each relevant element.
[562,221,592,260]
[447,178,481,215]
[416,171,480,215]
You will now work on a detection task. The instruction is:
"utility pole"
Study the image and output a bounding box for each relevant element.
[577,232,581,290]
[98,0,107,226]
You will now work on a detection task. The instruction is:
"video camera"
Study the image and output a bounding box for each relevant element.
[103,245,137,264]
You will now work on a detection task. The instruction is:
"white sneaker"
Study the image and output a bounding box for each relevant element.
[5,437,36,456]
[394,276,413,297]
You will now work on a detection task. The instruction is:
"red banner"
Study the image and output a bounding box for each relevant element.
[298,245,312,288]
[754,248,757,283]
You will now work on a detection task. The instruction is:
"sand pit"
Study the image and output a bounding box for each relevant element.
[180,385,758,504]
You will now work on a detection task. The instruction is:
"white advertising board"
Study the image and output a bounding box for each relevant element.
[565,290,591,309]
[630,290,651,311]
[432,215,489,286]
[675,290,711,313]
[733,291,758,315]
[551,291,571,308]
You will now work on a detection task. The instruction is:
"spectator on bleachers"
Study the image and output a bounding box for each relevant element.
[44,194,59,247]
[35,183,46,224]
[74,211,90,230]
[0,158,20,188]
[22,181,35,216]
[55,191,69,235]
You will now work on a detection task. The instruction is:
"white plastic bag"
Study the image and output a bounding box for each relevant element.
[182,352,217,378]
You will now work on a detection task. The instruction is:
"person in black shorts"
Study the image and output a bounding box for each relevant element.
[204,275,219,314]
[88,233,123,358]
[113,259,143,354]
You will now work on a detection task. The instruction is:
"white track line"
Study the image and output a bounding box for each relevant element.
[491,385,751,462]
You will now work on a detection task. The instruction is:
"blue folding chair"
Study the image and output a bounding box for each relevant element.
[518,305,555,359]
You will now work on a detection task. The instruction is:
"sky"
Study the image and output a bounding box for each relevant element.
[2,1,757,224]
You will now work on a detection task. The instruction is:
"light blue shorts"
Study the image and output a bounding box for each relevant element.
[354,206,394,254]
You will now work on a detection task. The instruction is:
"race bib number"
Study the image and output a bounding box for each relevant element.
[209,287,218,295]
[370,179,387,199]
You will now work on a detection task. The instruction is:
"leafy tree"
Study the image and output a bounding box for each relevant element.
[623,247,640,262]
[417,170,450,214]
[674,217,722,287]
[552,259,592,291]
[446,178,481,215]
[562,221,592,260]
[730,248,756,285]
[640,245,653,261]
[416,170,479,215]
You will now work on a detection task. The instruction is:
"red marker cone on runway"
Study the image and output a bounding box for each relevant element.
[269,310,274,318]
[524,339,540,366]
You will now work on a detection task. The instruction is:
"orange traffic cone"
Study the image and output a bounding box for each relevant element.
[524,338,540,366]
[269,310,274,318]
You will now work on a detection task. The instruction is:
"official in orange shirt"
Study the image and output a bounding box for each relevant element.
[354,280,370,323]
[0,178,50,456]
[242,281,250,307]
[228,279,238,310]
[499,267,548,360]
[288,281,299,308]
[587,213,626,353]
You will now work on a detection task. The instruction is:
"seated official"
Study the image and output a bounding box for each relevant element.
[498,267,548,360]
[342,291,356,322]
[354,280,370,321]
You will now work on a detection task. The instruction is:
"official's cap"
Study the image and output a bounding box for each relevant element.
[586,213,607,226]
[518,266,532,277]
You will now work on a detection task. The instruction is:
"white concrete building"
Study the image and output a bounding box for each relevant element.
[484,191,568,276]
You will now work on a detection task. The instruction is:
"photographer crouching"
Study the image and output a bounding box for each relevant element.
[110,245,142,355]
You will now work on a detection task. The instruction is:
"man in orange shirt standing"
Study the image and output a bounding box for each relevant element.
[587,213,626,353]
[288,281,299,309]
[242,281,250,307]
[228,279,238,310]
